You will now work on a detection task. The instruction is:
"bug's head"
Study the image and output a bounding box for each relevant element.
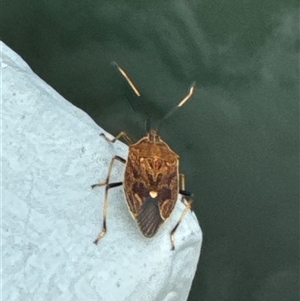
[147,128,160,142]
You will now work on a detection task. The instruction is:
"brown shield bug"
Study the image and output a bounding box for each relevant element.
[92,63,195,250]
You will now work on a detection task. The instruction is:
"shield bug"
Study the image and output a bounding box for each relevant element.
[92,63,195,250]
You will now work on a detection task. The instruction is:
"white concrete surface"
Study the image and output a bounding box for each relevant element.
[1,41,202,301]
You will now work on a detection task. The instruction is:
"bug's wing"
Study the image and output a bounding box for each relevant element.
[137,186,177,237]
[124,181,164,238]
[136,185,178,237]
[136,196,164,238]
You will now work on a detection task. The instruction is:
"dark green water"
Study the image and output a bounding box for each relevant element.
[3,1,299,300]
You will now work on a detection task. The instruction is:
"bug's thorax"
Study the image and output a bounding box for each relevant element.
[129,129,179,160]
[125,128,179,191]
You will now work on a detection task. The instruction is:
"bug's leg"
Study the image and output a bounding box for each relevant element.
[179,173,192,197]
[91,155,126,188]
[91,155,126,245]
[170,197,193,250]
[170,173,193,250]
[100,131,133,145]
[179,173,185,190]
[93,181,123,244]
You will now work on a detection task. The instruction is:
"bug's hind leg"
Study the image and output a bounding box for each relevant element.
[91,155,126,245]
[170,198,193,251]
[170,173,193,251]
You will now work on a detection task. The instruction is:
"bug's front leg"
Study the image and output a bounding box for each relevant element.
[91,155,126,245]
[100,131,133,145]
[170,173,193,250]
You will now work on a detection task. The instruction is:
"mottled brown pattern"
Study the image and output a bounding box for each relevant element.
[123,130,179,237]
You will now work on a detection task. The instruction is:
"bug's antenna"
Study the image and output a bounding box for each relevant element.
[112,61,150,132]
[156,82,196,128]
[145,117,152,132]
[111,62,141,97]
